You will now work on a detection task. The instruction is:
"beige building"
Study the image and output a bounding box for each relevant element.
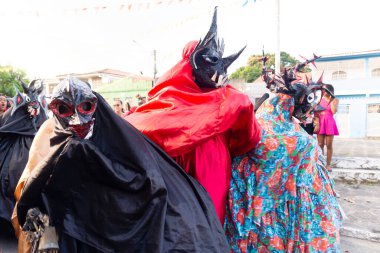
[43,69,153,104]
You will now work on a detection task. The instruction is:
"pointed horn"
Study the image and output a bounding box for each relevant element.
[19,77,29,92]
[218,38,225,56]
[36,79,44,94]
[223,45,246,69]
[317,71,324,84]
[29,79,37,91]
[200,6,218,48]
[305,75,310,86]
[310,60,317,69]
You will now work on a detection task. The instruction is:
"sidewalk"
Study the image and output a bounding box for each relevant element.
[330,138,380,247]
[334,137,380,158]
[332,138,380,184]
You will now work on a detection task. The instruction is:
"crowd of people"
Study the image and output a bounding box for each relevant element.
[111,94,146,118]
[0,7,342,253]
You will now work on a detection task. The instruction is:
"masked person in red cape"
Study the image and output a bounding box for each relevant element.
[126,7,261,224]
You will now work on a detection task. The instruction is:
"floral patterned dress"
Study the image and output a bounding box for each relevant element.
[225,94,342,253]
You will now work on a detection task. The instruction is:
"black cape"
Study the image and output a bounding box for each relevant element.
[0,105,47,235]
[17,93,229,253]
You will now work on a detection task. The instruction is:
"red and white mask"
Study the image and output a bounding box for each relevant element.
[49,78,97,139]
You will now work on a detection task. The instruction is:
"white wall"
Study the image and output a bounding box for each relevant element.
[336,97,380,138]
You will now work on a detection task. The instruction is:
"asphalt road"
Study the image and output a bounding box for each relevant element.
[341,236,380,253]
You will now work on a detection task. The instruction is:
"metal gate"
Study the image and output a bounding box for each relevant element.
[366,103,380,137]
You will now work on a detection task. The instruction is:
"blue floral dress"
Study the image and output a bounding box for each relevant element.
[225,94,342,253]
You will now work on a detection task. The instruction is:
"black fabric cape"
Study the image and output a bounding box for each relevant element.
[17,93,229,253]
[0,105,47,235]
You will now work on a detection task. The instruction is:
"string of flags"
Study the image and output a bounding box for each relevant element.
[0,0,200,17]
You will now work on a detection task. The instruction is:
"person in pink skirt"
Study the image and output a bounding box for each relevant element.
[315,83,339,171]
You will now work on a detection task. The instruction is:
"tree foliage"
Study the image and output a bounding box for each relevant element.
[0,65,29,97]
[230,51,309,83]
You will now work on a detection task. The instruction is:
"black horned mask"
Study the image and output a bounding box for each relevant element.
[261,53,334,122]
[190,7,246,89]
[12,79,46,119]
[49,77,97,139]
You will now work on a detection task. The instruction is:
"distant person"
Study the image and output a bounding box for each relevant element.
[0,80,47,237]
[124,95,144,117]
[124,101,131,114]
[0,94,7,117]
[225,58,342,252]
[136,94,146,106]
[315,84,339,172]
[112,99,124,117]
[122,101,132,117]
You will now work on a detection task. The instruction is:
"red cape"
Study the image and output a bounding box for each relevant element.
[126,41,261,157]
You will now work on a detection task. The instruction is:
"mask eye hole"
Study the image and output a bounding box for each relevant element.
[49,99,73,118]
[307,93,315,103]
[58,104,70,114]
[202,55,219,64]
[77,101,96,115]
[314,90,322,104]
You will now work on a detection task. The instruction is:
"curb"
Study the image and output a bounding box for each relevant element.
[332,156,380,171]
[331,156,380,184]
[331,168,380,184]
[341,226,380,243]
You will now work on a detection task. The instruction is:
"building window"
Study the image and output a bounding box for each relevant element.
[368,104,380,113]
[332,71,347,80]
[372,68,380,78]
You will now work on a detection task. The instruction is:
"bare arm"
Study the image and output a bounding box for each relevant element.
[12,118,55,238]
[331,98,339,114]
[313,116,320,133]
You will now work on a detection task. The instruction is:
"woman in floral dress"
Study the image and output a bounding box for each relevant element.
[225,57,343,253]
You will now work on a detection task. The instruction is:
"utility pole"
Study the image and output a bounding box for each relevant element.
[153,49,157,87]
[275,0,280,74]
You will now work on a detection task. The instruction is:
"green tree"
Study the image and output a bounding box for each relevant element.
[0,65,29,97]
[230,51,309,83]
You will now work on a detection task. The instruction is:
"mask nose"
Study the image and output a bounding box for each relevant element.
[69,114,81,125]
[30,101,39,109]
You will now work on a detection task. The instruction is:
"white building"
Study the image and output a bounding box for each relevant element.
[313,50,380,138]
[235,50,380,138]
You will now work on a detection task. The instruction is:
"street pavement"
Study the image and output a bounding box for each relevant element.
[341,236,380,253]
[334,138,380,158]
[332,137,380,252]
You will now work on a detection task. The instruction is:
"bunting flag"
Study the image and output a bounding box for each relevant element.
[0,0,200,17]
[242,0,256,7]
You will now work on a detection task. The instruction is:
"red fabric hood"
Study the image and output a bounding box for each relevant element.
[126,41,261,157]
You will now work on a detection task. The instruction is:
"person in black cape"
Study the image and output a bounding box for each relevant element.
[0,79,47,237]
[17,77,229,253]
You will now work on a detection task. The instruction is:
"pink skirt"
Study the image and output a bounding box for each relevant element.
[318,115,339,135]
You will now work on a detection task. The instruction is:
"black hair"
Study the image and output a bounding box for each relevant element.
[125,101,131,111]
[324,84,334,95]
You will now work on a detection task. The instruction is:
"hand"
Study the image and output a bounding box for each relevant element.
[313,117,320,133]
[331,98,339,114]
[313,125,320,134]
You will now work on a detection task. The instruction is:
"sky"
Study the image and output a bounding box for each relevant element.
[0,0,379,79]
